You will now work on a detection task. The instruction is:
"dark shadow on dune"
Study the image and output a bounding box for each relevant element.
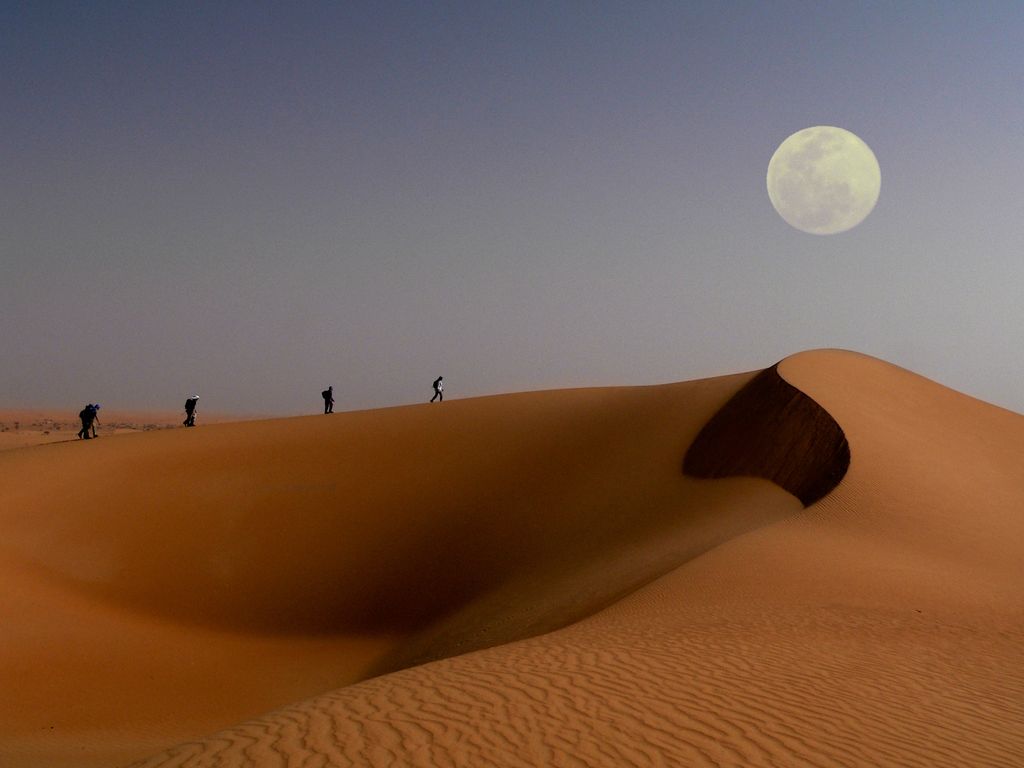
[683,363,850,506]
[19,438,82,449]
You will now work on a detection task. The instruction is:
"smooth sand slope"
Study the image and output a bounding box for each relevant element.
[2,350,1022,766]
[0,366,793,765]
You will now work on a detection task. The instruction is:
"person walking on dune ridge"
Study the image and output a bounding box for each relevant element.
[77,403,99,439]
[322,386,334,414]
[430,376,444,403]
[183,395,199,427]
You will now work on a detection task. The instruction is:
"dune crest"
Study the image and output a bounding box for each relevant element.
[683,362,850,506]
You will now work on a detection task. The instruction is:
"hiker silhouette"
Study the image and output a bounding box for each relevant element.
[430,376,444,403]
[77,404,99,439]
[322,386,334,414]
[184,396,199,427]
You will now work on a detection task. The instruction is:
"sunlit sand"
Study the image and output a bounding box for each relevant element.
[1,350,1021,766]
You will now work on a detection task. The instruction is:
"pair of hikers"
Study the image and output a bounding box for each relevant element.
[319,377,443,414]
[77,404,100,439]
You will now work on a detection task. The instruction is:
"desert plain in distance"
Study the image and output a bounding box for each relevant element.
[1,349,1021,767]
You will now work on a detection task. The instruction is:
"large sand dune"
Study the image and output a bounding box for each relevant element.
[1,350,1021,766]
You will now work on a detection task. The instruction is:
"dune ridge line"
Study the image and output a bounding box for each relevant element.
[683,361,851,506]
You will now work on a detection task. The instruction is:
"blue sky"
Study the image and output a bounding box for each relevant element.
[3,2,1023,413]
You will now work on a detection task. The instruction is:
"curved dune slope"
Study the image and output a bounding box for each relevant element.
[684,362,850,506]
[0,368,803,766]
[130,350,1024,768]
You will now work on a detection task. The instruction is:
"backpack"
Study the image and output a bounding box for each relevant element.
[322,389,331,400]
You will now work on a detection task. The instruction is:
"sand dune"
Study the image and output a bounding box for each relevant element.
[2,350,1022,766]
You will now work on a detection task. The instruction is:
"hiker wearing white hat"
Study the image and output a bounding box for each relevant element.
[184,395,199,427]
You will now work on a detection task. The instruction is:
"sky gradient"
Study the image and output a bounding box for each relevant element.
[3,2,1023,414]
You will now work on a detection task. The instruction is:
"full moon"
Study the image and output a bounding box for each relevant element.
[767,126,881,235]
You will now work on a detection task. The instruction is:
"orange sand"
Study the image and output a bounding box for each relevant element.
[1,350,1021,766]
[0,409,255,452]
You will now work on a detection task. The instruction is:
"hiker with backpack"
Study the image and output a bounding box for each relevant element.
[77,404,99,439]
[322,386,334,414]
[183,396,199,427]
[430,376,444,403]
